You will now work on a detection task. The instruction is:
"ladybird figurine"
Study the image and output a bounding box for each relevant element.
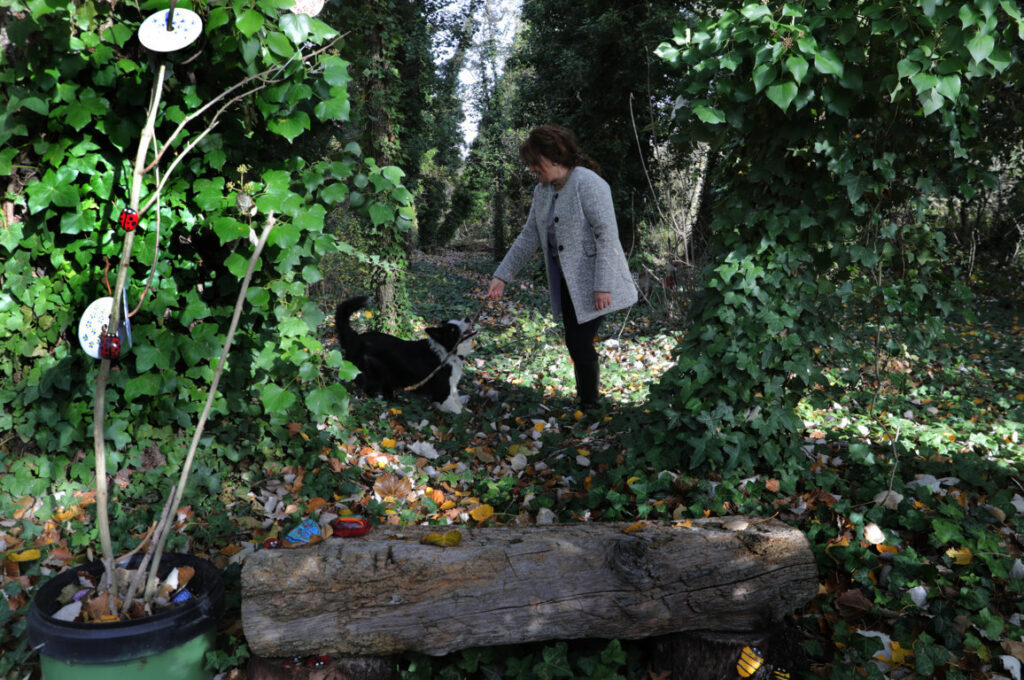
[304,655,330,669]
[263,537,281,550]
[99,334,121,360]
[118,208,139,232]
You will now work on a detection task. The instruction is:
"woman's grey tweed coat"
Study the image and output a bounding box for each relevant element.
[493,167,638,324]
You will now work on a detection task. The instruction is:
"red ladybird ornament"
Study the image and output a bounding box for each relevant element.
[304,655,330,669]
[263,538,281,549]
[99,334,121,360]
[118,208,140,232]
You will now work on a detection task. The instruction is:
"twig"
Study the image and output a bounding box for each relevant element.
[145,213,277,602]
[139,36,343,178]
[119,487,176,616]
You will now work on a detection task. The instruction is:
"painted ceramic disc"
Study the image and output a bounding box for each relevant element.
[290,0,325,16]
[78,295,131,359]
[138,8,203,52]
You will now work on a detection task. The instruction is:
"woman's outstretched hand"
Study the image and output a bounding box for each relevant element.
[487,278,505,300]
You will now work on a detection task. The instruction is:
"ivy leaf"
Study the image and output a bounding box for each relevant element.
[368,203,394,227]
[236,9,264,38]
[966,32,995,64]
[814,49,845,78]
[936,74,961,100]
[752,63,777,93]
[267,111,310,142]
[261,384,296,412]
[766,81,798,112]
[740,4,771,20]
[918,88,944,116]
[323,57,352,87]
[305,385,349,418]
[266,31,295,58]
[694,105,726,124]
[785,55,809,84]
[0,147,17,175]
[280,12,311,44]
[315,92,350,121]
[213,216,249,245]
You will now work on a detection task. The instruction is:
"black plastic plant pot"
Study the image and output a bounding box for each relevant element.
[28,553,224,680]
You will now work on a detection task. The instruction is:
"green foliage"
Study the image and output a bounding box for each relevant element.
[645,0,1021,473]
[0,0,412,511]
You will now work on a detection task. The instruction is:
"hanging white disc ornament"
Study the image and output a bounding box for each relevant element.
[290,0,325,17]
[78,292,132,360]
[138,7,203,52]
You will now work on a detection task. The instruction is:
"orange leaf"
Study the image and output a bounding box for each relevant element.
[373,473,413,501]
[765,479,780,493]
[622,521,648,534]
[52,506,80,522]
[306,497,329,512]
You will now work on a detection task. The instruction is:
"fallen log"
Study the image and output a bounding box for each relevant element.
[241,518,817,659]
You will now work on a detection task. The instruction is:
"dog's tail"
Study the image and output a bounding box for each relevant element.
[336,296,369,351]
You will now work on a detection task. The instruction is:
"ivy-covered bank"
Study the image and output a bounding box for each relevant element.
[646,0,1023,473]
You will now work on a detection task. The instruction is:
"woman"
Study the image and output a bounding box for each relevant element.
[486,125,637,412]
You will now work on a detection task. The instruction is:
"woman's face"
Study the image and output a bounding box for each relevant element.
[528,156,565,186]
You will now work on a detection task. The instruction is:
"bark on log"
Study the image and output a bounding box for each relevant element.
[241,519,816,658]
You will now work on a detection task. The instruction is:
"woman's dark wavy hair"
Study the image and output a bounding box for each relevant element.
[519,125,601,176]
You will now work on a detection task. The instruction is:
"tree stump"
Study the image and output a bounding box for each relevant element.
[241,518,816,661]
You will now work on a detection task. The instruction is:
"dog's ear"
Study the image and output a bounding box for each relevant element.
[426,326,444,343]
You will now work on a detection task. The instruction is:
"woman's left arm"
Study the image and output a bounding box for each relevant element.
[578,173,619,294]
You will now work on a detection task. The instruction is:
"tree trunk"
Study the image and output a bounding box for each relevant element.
[241,519,816,658]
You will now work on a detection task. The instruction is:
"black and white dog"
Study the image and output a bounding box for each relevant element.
[335,296,475,413]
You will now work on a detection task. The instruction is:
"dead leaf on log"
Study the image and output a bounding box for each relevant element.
[420,531,462,547]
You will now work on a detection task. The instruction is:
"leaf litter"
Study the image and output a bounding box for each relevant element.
[2,252,1021,678]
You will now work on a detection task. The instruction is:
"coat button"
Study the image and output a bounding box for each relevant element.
[553,217,559,223]
[558,245,564,251]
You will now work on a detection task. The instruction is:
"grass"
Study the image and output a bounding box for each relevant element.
[1,250,1021,679]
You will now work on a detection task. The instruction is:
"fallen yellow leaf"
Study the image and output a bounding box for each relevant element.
[53,506,80,522]
[890,640,914,666]
[381,438,397,448]
[9,549,41,562]
[439,500,456,510]
[420,530,462,547]
[946,546,973,565]
[533,422,545,433]
[469,504,494,522]
[622,521,647,534]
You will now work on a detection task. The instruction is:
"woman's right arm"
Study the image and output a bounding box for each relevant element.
[492,187,542,286]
